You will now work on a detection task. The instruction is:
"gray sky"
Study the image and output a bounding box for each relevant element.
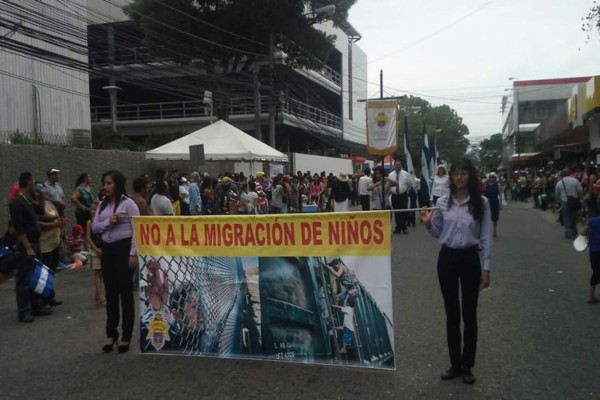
[348,0,600,143]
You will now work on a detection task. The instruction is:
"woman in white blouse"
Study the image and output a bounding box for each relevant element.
[431,165,450,205]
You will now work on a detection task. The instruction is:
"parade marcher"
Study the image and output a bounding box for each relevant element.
[555,169,583,239]
[44,168,66,217]
[92,170,140,353]
[10,172,52,322]
[331,173,351,212]
[431,165,450,205]
[420,158,493,385]
[485,172,502,237]
[357,168,372,211]
[387,160,412,234]
[368,167,388,211]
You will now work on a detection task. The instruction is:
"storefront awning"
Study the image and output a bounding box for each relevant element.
[509,152,548,162]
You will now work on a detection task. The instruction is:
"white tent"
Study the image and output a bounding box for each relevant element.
[145,120,288,162]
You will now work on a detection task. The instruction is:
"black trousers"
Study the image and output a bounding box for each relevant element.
[590,252,600,287]
[101,238,134,341]
[391,193,408,231]
[437,245,481,369]
[359,195,370,211]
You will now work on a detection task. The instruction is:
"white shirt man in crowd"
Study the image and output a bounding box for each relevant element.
[386,160,413,234]
[357,167,372,211]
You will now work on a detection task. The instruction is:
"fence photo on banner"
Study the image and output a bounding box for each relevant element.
[134,213,395,370]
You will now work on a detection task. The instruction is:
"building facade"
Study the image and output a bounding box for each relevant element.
[86,1,368,156]
[0,0,91,145]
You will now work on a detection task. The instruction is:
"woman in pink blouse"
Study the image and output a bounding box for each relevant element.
[92,170,140,354]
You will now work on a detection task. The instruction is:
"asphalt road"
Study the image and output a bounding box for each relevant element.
[1,202,599,400]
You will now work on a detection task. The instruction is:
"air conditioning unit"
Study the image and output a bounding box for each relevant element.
[68,129,92,149]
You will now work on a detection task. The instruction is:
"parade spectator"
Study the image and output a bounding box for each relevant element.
[282,175,292,213]
[555,169,583,239]
[200,177,217,215]
[431,165,450,205]
[86,201,105,306]
[92,170,140,353]
[71,173,97,235]
[270,176,284,214]
[256,187,269,214]
[237,181,251,214]
[586,165,599,218]
[168,169,181,215]
[10,172,51,322]
[179,177,191,216]
[420,158,493,385]
[44,168,66,217]
[131,177,152,216]
[387,160,413,234]
[485,172,502,237]
[68,224,87,264]
[8,182,20,203]
[247,181,259,214]
[188,172,202,216]
[331,173,351,212]
[35,183,65,307]
[310,175,325,210]
[150,180,174,216]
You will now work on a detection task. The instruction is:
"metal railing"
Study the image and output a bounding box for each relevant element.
[319,65,341,87]
[91,97,342,130]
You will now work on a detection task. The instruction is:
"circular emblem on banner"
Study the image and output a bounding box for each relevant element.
[374,112,390,128]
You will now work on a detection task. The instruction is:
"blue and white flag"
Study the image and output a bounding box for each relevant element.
[28,259,54,298]
[421,125,434,192]
[0,246,12,258]
[403,116,414,175]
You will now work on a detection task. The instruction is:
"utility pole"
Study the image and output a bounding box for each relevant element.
[253,66,262,141]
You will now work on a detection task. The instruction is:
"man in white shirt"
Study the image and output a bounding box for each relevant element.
[44,168,65,217]
[386,160,413,234]
[357,167,372,211]
[555,168,583,239]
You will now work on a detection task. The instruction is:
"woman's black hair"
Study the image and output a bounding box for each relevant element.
[98,170,128,213]
[448,158,484,222]
[372,166,384,182]
[75,173,89,188]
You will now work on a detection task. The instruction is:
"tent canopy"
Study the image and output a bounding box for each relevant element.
[145,120,288,162]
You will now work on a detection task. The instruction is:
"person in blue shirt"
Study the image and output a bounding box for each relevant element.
[420,158,493,385]
[188,172,202,215]
[579,217,600,304]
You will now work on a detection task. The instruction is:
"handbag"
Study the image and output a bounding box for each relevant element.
[28,259,55,298]
[562,179,581,211]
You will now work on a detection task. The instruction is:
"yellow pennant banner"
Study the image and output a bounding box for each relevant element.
[133,211,390,257]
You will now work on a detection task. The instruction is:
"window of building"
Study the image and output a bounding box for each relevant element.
[536,107,547,119]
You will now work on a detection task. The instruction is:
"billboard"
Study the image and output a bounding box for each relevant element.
[134,213,395,370]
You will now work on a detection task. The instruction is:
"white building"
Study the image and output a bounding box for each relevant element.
[0,0,90,145]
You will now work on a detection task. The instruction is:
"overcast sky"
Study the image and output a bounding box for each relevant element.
[348,0,600,144]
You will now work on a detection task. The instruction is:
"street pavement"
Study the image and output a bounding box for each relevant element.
[1,202,599,400]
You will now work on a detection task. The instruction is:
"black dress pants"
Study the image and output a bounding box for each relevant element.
[359,195,370,211]
[101,238,134,341]
[437,245,481,369]
[391,193,408,231]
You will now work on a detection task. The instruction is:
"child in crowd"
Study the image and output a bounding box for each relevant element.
[86,201,105,305]
[68,224,87,268]
[256,188,269,214]
[579,216,600,304]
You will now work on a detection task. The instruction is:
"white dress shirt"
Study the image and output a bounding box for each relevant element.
[389,169,412,195]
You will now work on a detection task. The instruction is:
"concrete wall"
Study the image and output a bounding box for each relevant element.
[0,145,146,226]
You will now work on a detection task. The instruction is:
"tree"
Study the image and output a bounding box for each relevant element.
[395,96,470,168]
[479,133,503,172]
[92,127,134,150]
[124,0,357,70]
[582,3,600,40]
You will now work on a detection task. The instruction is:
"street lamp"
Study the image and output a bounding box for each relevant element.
[102,85,122,134]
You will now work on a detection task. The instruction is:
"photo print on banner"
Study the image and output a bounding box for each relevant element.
[134,213,395,370]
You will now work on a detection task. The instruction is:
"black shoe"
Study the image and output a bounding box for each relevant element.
[440,367,461,380]
[403,229,409,234]
[19,313,34,323]
[31,308,52,317]
[462,368,475,384]
[102,336,118,353]
[118,341,130,354]
[48,299,63,306]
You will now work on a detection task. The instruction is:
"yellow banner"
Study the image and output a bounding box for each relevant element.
[134,212,390,257]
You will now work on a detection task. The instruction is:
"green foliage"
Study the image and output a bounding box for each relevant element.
[479,133,503,171]
[582,3,600,40]
[124,0,357,70]
[91,127,134,150]
[10,131,46,145]
[479,133,502,153]
[395,96,470,167]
